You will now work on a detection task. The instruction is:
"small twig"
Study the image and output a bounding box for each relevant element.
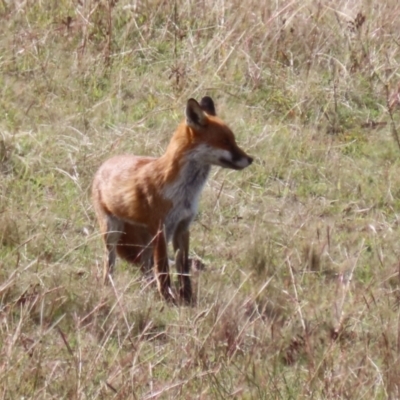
[213,180,225,213]
[333,239,365,337]
[286,257,306,332]
[104,0,114,66]
[57,327,74,357]
[105,381,118,393]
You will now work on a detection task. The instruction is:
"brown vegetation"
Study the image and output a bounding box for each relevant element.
[1,0,400,397]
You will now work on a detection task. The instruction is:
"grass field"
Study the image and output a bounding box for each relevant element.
[1,0,400,398]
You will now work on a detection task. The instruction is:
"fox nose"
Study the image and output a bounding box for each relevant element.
[247,156,253,165]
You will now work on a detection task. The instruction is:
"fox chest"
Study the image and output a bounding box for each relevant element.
[163,163,210,241]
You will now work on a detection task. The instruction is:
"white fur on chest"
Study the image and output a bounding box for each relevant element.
[163,159,210,241]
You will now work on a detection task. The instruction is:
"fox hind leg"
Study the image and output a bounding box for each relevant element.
[103,214,124,283]
[116,223,154,280]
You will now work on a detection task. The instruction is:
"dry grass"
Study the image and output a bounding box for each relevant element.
[1,0,400,398]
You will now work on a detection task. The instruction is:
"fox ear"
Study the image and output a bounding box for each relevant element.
[200,96,216,116]
[186,98,206,128]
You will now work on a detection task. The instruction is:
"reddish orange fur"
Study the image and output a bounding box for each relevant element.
[92,97,253,304]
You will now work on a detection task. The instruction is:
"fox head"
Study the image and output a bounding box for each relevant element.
[185,97,253,170]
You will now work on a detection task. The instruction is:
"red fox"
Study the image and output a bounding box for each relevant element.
[92,97,253,304]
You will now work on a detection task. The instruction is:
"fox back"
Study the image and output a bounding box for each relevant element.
[92,97,253,303]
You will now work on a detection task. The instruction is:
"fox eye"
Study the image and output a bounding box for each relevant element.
[222,138,230,145]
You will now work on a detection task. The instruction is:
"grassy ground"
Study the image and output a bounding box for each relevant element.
[1,0,400,398]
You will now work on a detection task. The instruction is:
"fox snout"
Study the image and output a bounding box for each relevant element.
[233,152,253,170]
[219,146,253,170]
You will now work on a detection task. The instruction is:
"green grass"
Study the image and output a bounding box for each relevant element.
[1,0,400,398]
